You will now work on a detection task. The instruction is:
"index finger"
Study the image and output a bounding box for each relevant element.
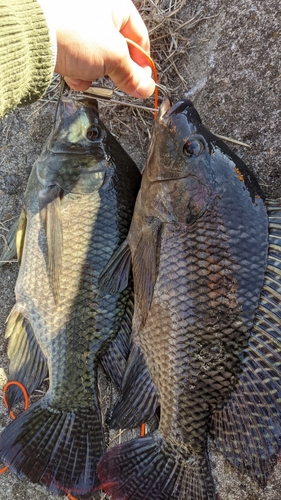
[118,1,151,70]
[120,2,150,52]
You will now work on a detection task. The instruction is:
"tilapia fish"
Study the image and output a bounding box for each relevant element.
[98,98,281,499]
[0,96,141,498]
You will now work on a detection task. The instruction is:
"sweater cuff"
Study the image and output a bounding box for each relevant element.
[0,0,54,117]
[36,0,57,71]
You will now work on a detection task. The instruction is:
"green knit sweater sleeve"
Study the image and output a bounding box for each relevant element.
[0,0,53,118]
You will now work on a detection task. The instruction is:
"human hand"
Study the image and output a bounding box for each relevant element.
[44,0,155,98]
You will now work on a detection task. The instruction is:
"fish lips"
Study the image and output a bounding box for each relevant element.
[158,97,201,126]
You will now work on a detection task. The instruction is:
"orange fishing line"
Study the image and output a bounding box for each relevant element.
[0,381,29,476]
[125,38,159,118]
[3,380,29,420]
[140,423,146,437]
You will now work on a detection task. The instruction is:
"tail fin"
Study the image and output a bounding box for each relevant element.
[98,431,216,500]
[0,399,104,499]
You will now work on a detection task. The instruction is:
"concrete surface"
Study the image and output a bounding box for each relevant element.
[1,0,281,498]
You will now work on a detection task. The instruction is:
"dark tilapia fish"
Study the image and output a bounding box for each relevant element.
[0,96,141,498]
[98,98,281,499]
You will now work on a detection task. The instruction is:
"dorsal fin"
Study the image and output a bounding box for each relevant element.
[211,199,281,486]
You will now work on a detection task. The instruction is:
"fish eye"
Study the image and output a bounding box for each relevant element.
[183,138,205,157]
[86,125,101,142]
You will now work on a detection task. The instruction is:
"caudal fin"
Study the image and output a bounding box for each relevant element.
[0,399,104,499]
[98,431,216,500]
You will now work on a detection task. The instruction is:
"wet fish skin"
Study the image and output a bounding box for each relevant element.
[0,97,141,498]
[98,99,281,499]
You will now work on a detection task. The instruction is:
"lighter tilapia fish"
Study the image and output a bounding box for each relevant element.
[0,96,141,498]
[98,98,281,499]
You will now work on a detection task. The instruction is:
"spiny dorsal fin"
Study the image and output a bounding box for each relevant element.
[211,198,281,486]
[100,296,133,389]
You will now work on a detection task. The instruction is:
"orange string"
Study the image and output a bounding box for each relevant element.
[140,423,146,437]
[125,38,159,118]
[0,381,29,476]
[67,494,77,500]
[3,381,29,420]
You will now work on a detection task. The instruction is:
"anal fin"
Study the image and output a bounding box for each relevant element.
[100,297,133,390]
[109,344,159,429]
[5,307,48,409]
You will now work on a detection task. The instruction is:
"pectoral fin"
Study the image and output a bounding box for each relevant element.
[133,218,162,324]
[39,186,63,301]
[98,239,132,294]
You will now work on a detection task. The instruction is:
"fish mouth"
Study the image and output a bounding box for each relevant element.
[159,98,194,122]
[158,97,172,119]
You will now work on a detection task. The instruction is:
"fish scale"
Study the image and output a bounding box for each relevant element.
[139,215,248,451]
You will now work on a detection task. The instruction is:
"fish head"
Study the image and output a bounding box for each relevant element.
[36,97,112,194]
[141,98,264,224]
[141,98,214,223]
[148,97,210,179]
